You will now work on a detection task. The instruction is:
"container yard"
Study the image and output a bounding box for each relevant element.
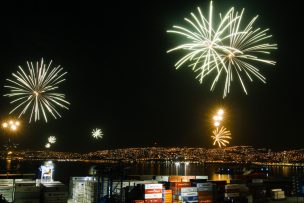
[66,174,300,202]
[0,178,68,203]
[0,174,302,202]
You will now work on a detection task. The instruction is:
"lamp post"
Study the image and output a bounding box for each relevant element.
[1,119,20,156]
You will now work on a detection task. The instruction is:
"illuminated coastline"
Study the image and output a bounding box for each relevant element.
[2,146,304,165]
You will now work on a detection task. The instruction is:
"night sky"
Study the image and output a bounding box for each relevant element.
[0,0,302,152]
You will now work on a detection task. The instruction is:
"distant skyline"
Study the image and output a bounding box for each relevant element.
[4,146,304,164]
[0,0,303,152]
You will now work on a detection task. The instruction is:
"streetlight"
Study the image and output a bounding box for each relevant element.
[1,118,21,154]
[2,119,20,132]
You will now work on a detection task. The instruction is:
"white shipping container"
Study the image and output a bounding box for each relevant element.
[144,193,162,199]
[144,184,163,189]
[3,198,12,202]
[155,176,169,182]
[180,187,197,193]
[195,176,208,180]
[0,186,13,202]
[180,192,198,197]
[0,179,13,184]
[130,180,158,186]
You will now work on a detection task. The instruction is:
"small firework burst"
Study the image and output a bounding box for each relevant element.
[48,136,56,144]
[92,128,103,139]
[211,126,232,148]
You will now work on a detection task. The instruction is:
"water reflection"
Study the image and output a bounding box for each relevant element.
[1,160,304,185]
[175,162,180,175]
[211,173,231,183]
[6,159,11,171]
[272,165,292,177]
[282,166,289,177]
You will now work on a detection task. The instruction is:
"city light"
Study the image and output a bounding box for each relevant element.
[1,118,21,155]
[2,119,20,131]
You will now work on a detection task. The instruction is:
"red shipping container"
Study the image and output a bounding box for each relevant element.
[170,182,191,188]
[145,189,162,194]
[144,199,163,203]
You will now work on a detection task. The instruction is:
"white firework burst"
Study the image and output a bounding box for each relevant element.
[167,1,277,98]
[92,128,103,139]
[45,143,51,149]
[4,58,70,122]
[211,126,232,148]
[167,1,240,84]
[218,9,277,97]
[48,136,56,144]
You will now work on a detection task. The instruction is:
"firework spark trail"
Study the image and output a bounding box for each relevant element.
[4,58,70,122]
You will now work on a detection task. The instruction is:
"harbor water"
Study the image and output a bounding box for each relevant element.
[1,159,303,185]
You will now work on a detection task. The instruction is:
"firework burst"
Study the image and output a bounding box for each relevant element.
[218,9,277,97]
[211,126,231,148]
[92,128,103,139]
[4,58,70,122]
[45,143,51,149]
[48,136,56,144]
[167,1,276,97]
[167,2,240,84]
